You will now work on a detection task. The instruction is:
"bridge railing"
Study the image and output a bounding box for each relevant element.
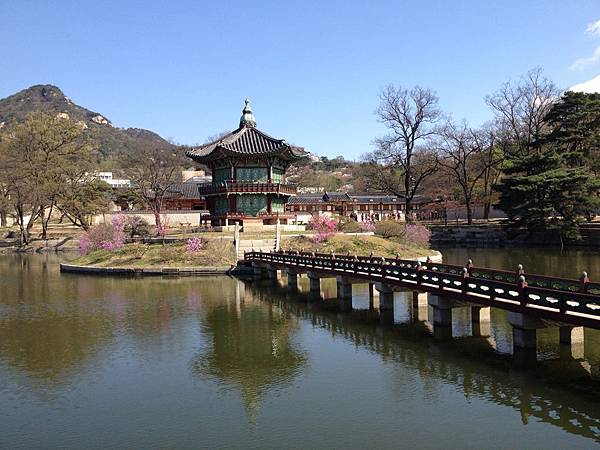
[244,250,600,323]
[252,249,600,295]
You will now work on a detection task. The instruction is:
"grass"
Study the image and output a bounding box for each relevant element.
[68,240,236,268]
[280,234,435,259]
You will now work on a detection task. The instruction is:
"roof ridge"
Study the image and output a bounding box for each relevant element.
[248,126,285,143]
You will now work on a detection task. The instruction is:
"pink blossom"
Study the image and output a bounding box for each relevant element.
[186,237,204,253]
[403,224,431,246]
[78,234,93,255]
[78,220,125,255]
[308,215,338,243]
[111,214,127,232]
[359,221,376,232]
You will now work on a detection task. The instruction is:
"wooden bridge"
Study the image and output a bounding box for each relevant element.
[244,250,600,361]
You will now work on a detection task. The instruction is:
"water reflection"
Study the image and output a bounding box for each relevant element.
[248,279,600,441]
[192,287,307,422]
[1,254,600,447]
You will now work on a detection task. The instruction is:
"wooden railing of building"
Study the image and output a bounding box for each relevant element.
[244,250,600,329]
[198,181,297,195]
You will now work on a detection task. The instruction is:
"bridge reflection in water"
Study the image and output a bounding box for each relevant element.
[245,250,600,366]
[243,276,600,442]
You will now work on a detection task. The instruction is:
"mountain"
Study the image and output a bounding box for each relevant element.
[0,84,177,159]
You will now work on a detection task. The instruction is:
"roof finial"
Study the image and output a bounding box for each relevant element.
[239,98,256,128]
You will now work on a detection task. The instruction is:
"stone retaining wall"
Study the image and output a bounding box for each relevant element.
[430,224,600,248]
[60,263,233,276]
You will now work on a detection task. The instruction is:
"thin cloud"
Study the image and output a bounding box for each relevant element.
[570,46,600,71]
[586,19,600,37]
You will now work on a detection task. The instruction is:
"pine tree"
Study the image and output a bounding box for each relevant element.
[496,92,600,243]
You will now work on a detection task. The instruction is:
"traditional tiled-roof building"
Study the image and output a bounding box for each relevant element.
[162,182,208,211]
[287,192,431,224]
[186,100,307,228]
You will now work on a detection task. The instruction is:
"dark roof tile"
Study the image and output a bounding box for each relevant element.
[186,126,307,161]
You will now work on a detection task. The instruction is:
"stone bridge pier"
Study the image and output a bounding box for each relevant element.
[412,291,429,322]
[427,293,491,340]
[507,312,585,364]
[373,284,430,324]
[266,267,280,280]
[307,271,324,299]
[252,262,265,279]
[286,269,299,289]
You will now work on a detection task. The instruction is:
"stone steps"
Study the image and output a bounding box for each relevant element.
[237,239,276,260]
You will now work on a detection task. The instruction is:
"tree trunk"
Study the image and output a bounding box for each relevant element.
[405,199,412,223]
[25,208,38,243]
[154,210,161,236]
[483,201,491,221]
[466,201,473,225]
[40,206,53,240]
[0,210,6,228]
[15,206,28,246]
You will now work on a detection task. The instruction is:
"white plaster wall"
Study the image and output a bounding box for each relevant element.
[93,211,206,227]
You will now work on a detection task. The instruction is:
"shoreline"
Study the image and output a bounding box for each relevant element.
[58,250,443,277]
[59,263,235,276]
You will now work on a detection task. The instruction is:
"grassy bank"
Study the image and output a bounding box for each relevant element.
[69,240,236,268]
[281,234,435,259]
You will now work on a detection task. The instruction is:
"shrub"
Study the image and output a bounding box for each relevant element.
[375,220,404,238]
[124,215,150,239]
[338,219,362,233]
[403,223,431,247]
[359,221,376,233]
[186,237,205,253]
[78,215,126,255]
[308,215,338,243]
[374,220,431,247]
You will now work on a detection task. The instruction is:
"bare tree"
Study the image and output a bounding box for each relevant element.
[123,145,182,233]
[0,150,12,228]
[435,121,502,224]
[0,112,96,243]
[367,85,442,218]
[485,67,560,157]
[479,122,506,220]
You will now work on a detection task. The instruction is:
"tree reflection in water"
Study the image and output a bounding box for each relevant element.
[192,282,307,422]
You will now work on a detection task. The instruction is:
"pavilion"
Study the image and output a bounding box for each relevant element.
[186,99,307,228]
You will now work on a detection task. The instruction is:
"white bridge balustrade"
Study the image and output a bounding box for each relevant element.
[244,249,600,363]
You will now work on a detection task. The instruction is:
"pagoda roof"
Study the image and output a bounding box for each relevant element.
[186,99,308,164]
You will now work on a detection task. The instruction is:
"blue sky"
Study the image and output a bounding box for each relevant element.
[2,0,600,159]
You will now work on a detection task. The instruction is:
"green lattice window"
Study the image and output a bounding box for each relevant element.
[237,167,268,181]
[214,196,229,214]
[272,168,284,183]
[213,168,230,185]
[237,194,267,216]
[271,197,285,212]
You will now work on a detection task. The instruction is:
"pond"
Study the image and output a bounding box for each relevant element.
[0,250,599,449]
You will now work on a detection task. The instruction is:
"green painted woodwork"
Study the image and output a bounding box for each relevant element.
[271,197,285,212]
[237,167,268,181]
[214,196,229,214]
[272,168,284,183]
[237,194,267,216]
[213,168,230,185]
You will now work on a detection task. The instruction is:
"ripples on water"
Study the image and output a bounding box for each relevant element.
[0,252,599,449]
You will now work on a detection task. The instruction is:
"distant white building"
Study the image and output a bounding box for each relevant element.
[96,172,131,188]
